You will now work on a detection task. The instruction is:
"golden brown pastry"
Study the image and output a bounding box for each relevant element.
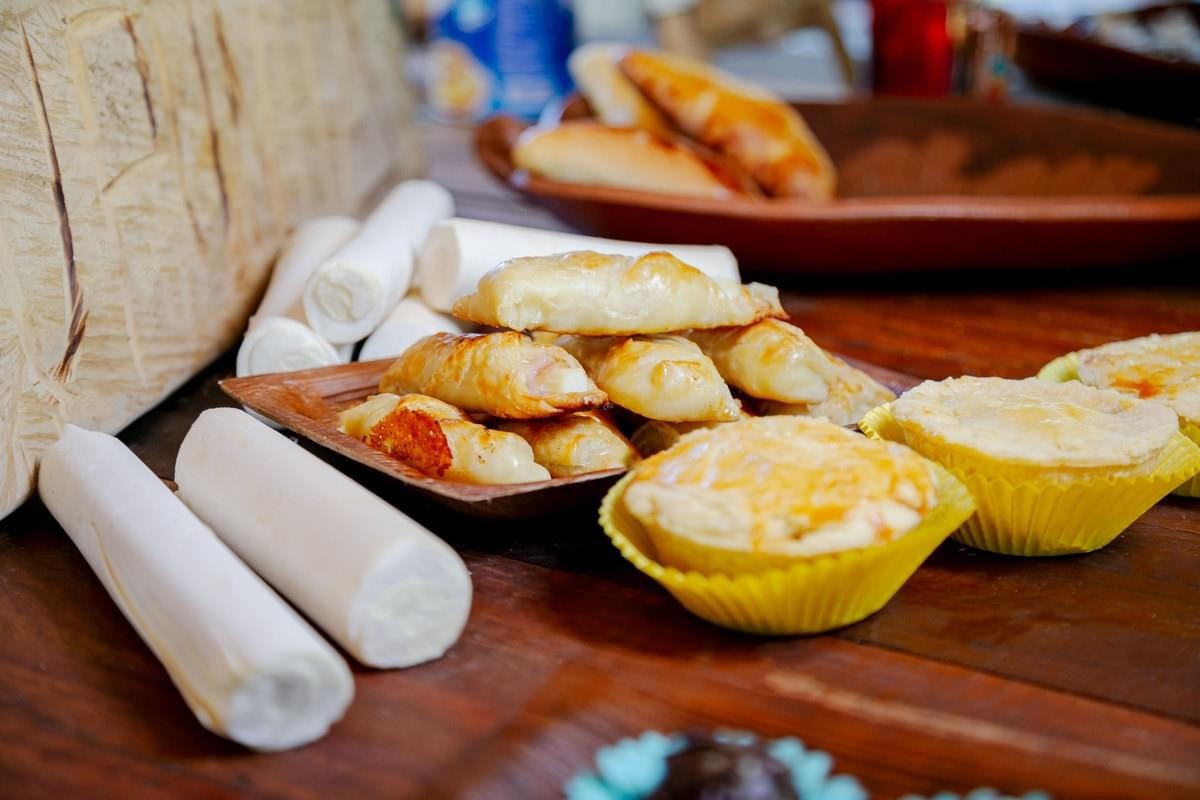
[513,122,744,199]
[379,332,606,419]
[1073,332,1200,428]
[556,335,741,422]
[890,377,1179,474]
[568,43,672,134]
[619,49,836,200]
[498,411,639,477]
[452,250,784,335]
[622,417,938,570]
[686,320,840,404]
[339,394,550,484]
[758,356,896,427]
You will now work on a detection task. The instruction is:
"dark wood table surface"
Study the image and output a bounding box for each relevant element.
[2,125,1199,800]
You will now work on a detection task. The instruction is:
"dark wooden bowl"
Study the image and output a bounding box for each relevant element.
[220,358,918,519]
[476,98,1200,275]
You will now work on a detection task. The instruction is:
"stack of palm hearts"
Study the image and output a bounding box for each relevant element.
[338,249,894,485]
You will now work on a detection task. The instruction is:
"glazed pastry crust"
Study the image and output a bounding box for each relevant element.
[758,356,896,427]
[339,394,550,484]
[623,416,937,557]
[379,332,606,419]
[452,250,784,335]
[619,49,836,200]
[557,334,741,422]
[568,43,672,134]
[891,376,1179,471]
[513,122,743,199]
[1074,332,1200,426]
[498,411,639,477]
[687,320,840,404]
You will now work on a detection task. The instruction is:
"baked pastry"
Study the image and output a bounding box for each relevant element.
[498,411,639,477]
[567,43,672,135]
[339,393,550,484]
[890,377,1178,474]
[379,332,606,419]
[452,250,784,335]
[556,335,741,422]
[757,356,896,427]
[686,320,840,404]
[631,402,752,456]
[621,416,939,573]
[1072,332,1199,428]
[865,376,1200,555]
[1039,331,1200,497]
[513,122,744,199]
[619,49,836,199]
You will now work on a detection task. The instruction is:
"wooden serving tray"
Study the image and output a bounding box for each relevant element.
[476,98,1200,275]
[221,357,919,519]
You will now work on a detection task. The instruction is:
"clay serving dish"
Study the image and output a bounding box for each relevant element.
[476,97,1200,275]
[221,357,918,519]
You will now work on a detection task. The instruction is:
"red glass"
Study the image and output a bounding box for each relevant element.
[871,0,953,97]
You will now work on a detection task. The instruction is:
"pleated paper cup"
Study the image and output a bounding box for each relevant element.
[598,464,974,635]
[860,404,1200,556]
[1038,351,1200,498]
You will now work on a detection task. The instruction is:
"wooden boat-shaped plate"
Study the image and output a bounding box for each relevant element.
[476,97,1200,275]
[221,357,919,519]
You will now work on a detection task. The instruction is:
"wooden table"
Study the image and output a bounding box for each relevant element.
[2,125,1198,799]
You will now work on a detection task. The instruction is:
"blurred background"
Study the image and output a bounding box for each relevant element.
[400,0,1200,126]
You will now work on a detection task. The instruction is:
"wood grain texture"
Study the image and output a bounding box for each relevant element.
[0,123,1198,799]
[0,0,421,520]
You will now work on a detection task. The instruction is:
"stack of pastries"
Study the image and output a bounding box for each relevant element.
[338,249,897,485]
[511,45,837,202]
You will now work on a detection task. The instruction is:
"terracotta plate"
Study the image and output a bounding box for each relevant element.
[220,357,919,519]
[476,98,1200,275]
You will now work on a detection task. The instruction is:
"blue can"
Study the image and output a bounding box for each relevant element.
[427,0,575,122]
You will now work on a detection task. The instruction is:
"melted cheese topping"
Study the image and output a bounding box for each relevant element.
[1075,332,1200,426]
[623,417,937,557]
[451,250,783,335]
[892,377,1179,470]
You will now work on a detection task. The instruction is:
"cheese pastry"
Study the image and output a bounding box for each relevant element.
[498,411,639,477]
[452,250,784,335]
[686,320,840,404]
[631,402,752,456]
[513,122,745,199]
[1072,332,1200,428]
[340,394,550,484]
[758,356,896,427]
[620,49,835,200]
[623,416,938,571]
[379,332,606,419]
[568,42,671,134]
[890,377,1178,475]
[556,335,741,422]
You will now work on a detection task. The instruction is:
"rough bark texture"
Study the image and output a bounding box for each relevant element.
[0,0,420,519]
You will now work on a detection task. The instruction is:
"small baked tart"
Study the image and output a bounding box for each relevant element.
[1039,332,1200,497]
[861,377,1200,556]
[600,417,974,634]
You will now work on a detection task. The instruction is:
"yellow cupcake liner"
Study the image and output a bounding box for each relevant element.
[860,404,1200,556]
[1038,350,1200,498]
[598,463,975,635]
